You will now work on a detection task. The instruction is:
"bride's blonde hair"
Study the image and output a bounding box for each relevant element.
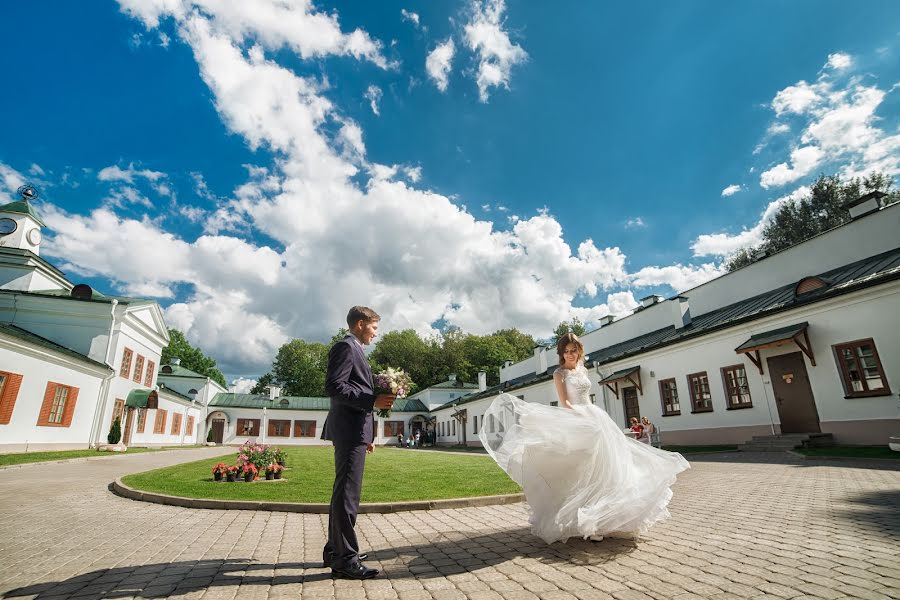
[556,332,584,366]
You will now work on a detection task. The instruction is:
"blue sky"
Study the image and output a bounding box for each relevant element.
[1,1,899,382]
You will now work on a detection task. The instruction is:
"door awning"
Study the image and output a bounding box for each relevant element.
[125,389,158,409]
[207,410,231,425]
[735,322,815,375]
[598,366,642,398]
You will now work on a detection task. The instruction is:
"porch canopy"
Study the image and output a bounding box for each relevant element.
[734,321,815,375]
[125,389,158,409]
[598,365,642,398]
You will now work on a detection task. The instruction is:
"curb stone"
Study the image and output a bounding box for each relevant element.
[111,477,525,513]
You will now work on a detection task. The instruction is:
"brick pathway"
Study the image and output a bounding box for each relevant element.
[1,449,898,600]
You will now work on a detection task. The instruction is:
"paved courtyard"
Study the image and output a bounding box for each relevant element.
[0,448,898,600]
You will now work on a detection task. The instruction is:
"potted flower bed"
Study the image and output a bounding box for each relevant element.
[273,463,284,480]
[265,464,276,481]
[272,448,287,468]
[241,463,258,482]
[212,463,227,482]
[225,466,238,482]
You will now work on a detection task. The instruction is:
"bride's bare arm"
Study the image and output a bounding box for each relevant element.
[553,370,573,409]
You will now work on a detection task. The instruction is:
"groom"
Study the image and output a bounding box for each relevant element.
[321,306,394,579]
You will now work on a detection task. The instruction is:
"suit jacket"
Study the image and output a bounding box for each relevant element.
[321,335,376,445]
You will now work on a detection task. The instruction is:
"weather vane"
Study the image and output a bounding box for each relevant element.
[17,184,39,202]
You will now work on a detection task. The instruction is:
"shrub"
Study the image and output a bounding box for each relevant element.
[107,418,122,445]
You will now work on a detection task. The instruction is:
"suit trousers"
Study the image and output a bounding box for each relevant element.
[325,442,368,568]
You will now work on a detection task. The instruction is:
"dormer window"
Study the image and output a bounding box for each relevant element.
[795,276,829,297]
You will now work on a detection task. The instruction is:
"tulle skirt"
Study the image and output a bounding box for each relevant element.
[479,394,690,544]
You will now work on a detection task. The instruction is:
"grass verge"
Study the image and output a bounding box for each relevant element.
[0,447,160,467]
[122,446,520,503]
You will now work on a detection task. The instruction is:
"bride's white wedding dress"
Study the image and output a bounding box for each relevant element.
[479,364,689,544]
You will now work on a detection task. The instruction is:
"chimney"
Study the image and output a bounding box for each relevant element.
[503,359,513,368]
[268,385,282,400]
[170,357,181,366]
[844,190,887,220]
[477,371,487,391]
[534,345,549,375]
[670,296,691,329]
[599,315,615,327]
[639,295,664,309]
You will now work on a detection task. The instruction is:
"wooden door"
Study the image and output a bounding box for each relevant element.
[122,407,134,446]
[622,387,640,427]
[767,352,820,433]
[212,419,225,444]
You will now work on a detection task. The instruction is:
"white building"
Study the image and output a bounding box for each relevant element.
[431,197,900,447]
[0,188,200,452]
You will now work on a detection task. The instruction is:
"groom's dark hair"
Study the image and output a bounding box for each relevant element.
[347,306,380,327]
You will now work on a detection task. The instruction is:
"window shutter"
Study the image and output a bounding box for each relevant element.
[36,383,58,426]
[0,372,23,424]
[61,387,79,427]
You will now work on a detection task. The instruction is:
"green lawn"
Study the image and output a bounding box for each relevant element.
[0,446,160,467]
[662,445,739,453]
[122,446,521,503]
[795,446,900,460]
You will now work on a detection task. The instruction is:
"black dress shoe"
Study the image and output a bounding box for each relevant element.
[323,552,367,567]
[331,562,378,580]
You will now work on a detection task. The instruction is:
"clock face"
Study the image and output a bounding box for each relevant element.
[26,228,42,245]
[0,218,17,236]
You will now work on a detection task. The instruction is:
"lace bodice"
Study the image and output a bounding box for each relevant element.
[560,365,592,405]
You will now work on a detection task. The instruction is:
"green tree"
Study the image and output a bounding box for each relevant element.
[369,329,434,390]
[726,172,899,272]
[491,328,537,361]
[107,418,121,445]
[331,328,349,344]
[270,339,330,397]
[249,372,275,395]
[551,317,587,344]
[161,329,227,388]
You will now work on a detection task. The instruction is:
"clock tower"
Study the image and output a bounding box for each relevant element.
[0,185,45,255]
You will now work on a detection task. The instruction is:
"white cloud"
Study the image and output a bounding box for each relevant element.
[426,37,455,92]
[760,145,824,188]
[404,166,422,183]
[630,263,726,292]
[117,0,389,67]
[159,31,170,47]
[772,80,824,116]
[364,84,382,116]
[825,52,853,70]
[481,203,491,211]
[98,163,165,184]
[229,377,257,393]
[605,291,639,316]
[0,162,27,202]
[721,184,742,197]
[624,217,646,229]
[691,186,810,256]
[400,9,422,29]
[463,0,527,102]
[29,163,45,176]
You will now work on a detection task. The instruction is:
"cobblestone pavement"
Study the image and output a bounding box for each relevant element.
[1,449,898,600]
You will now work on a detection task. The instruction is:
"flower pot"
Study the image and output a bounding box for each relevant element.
[226,473,236,482]
[265,471,274,480]
[243,472,254,482]
[889,436,900,452]
[214,472,223,482]
[274,471,282,480]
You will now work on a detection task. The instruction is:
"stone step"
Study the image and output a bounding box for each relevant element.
[738,444,794,452]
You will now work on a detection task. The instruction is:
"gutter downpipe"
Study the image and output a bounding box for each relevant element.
[90,299,118,448]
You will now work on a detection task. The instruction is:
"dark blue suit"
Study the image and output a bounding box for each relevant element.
[322,335,376,569]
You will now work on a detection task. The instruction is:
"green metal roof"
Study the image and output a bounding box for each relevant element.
[158,364,206,378]
[735,322,809,353]
[158,383,197,403]
[0,323,109,370]
[125,389,158,409]
[27,288,153,306]
[428,380,479,389]
[598,366,641,384]
[0,199,46,226]
[209,394,429,413]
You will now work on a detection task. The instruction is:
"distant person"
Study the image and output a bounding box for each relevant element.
[397,433,403,447]
[629,416,644,439]
[640,417,655,445]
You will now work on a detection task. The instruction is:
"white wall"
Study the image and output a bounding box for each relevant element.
[0,340,107,452]
[210,408,329,446]
[126,394,202,447]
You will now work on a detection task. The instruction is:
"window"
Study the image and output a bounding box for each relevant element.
[133,355,145,383]
[37,383,79,427]
[452,420,456,436]
[489,414,495,433]
[294,420,316,437]
[0,371,23,425]
[659,379,681,416]
[120,348,133,378]
[268,419,291,437]
[171,413,182,435]
[834,338,891,397]
[237,418,260,436]
[144,360,156,387]
[590,394,596,405]
[550,401,558,407]
[686,372,713,413]
[472,415,478,433]
[186,416,195,437]
[722,366,752,409]
[137,408,147,433]
[111,398,125,427]
[154,409,167,434]
[383,421,404,437]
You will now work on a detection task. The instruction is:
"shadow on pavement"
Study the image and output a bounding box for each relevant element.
[3,528,637,599]
[687,451,900,471]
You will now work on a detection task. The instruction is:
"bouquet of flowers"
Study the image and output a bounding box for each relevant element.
[373,367,413,418]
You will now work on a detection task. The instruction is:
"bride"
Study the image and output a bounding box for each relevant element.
[479,332,689,544]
